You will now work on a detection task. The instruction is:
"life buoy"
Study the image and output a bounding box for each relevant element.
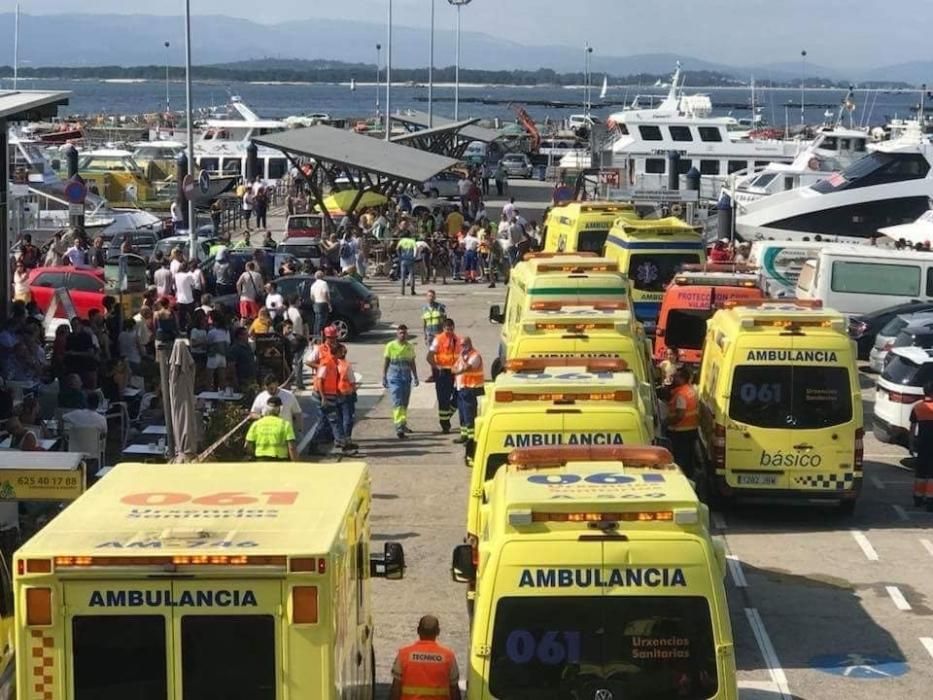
[808,157,820,171]
[671,203,683,217]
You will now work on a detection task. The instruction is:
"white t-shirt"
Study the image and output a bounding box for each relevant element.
[310,279,330,304]
[286,306,305,337]
[265,293,284,316]
[154,267,174,296]
[118,330,141,363]
[63,409,108,434]
[463,234,480,252]
[502,202,516,221]
[65,245,87,268]
[238,271,264,301]
[170,259,184,275]
[458,178,472,196]
[174,271,196,304]
[251,389,302,429]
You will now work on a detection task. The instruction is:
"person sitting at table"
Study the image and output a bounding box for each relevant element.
[62,392,108,435]
[101,358,129,406]
[6,417,41,451]
[5,340,41,384]
[249,308,274,339]
[17,395,40,428]
[227,327,258,394]
[59,373,87,410]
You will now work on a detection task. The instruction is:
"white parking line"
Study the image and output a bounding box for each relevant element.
[726,554,748,588]
[871,476,885,490]
[920,637,933,660]
[851,530,879,561]
[921,539,933,557]
[744,608,792,700]
[893,504,911,521]
[886,585,912,611]
[711,512,727,530]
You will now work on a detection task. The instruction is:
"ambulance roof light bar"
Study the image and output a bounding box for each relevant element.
[674,273,759,288]
[506,358,628,372]
[523,251,598,261]
[529,300,628,311]
[725,298,823,310]
[507,445,676,469]
[680,262,758,274]
[535,261,619,273]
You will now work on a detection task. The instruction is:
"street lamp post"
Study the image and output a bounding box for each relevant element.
[428,0,435,127]
[385,0,392,141]
[375,43,381,118]
[584,44,594,117]
[800,49,807,126]
[184,0,195,257]
[164,41,171,114]
[448,0,472,121]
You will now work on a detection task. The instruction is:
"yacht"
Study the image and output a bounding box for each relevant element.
[735,121,933,242]
[730,127,871,206]
[192,97,292,182]
[600,65,800,198]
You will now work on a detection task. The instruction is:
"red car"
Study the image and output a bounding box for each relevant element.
[285,214,325,240]
[28,266,107,319]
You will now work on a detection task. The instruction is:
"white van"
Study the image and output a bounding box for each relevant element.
[749,240,826,296]
[796,245,933,316]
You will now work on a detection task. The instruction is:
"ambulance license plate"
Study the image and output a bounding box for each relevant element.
[737,474,778,486]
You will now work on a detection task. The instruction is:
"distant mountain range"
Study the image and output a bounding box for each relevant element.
[0,12,930,86]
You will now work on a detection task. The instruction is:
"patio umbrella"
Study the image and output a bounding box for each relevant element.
[169,340,200,462]
[319,190,388,216]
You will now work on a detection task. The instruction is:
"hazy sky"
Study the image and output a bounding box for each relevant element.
[6,0,919,68]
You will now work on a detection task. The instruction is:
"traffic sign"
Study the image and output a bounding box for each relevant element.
[810,653,909,679]
[68,203,84,217]
[198,169,211,195]
[64,178,87,204]
[182,174,195,200]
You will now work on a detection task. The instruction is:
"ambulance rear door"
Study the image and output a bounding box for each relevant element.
[62,578,283,700]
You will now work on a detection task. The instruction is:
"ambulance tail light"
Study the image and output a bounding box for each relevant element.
[509,445,674,468]
[532,510,674,523]
[712,423,727,470]
[506,358,628,372]
[26,588,52,626]
[536,262,618,273]
[854,427,864,472]
[290,557,327,574]
[524,251,598,261]
[20,558,51,574]
[292,586,319,624]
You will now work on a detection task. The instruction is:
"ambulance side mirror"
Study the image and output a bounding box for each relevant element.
[451,544,476,583]
[371,542,406,580]
[489,305,504,324]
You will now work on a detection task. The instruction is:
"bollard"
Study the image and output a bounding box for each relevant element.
[175,150,189,231]
[717,193,733,241]
[246,142,259,182]
[667,151,680,190]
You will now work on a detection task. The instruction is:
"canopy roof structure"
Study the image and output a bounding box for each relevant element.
[391,111,502,159]
[253,125,458,226]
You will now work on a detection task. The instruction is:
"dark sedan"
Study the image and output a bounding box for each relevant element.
[849,301,933,360]
[273,275,381,341]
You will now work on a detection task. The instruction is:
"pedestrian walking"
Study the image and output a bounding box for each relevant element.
[315,345,356,453]
[421,290,447,383]
[666,368,699,477]
[910,383,933,510]
[427,318,461,434]
[389,615,461,700]
[334,343,358,445]
[309,271,331,341]
[244,396,299,461]
[462,226,481,283]
[451,336,484,445]
[254,187,268,229]
[242,188,254,230]
[236,261,264,321]
[494,161,507,196]
[383,325,419,439]
[396,229,418,296]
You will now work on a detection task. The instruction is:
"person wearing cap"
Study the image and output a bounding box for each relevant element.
[244,395,299,461]
[383,325,419,439]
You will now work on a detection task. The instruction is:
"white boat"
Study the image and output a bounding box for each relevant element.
[735,121,933,242]
[193,97,292,182]
[596,64,801,199]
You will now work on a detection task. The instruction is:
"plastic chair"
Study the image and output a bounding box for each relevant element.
[37,381,60,420]
[65,425,106,469]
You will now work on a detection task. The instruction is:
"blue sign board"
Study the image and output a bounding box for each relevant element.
[811,653,909,679]
[64,178,87,204]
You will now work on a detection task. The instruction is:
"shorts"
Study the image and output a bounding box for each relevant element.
[239,299,260,319]
[206,355,227,370]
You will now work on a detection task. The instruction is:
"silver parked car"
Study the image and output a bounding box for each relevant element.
[499,153,534,178]
[869,311,933,372]
[420,171,463,199]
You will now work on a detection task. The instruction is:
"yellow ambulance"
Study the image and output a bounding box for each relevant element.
[465,359,658,542]
[452,446,737,700]
[541,201,637,254]
[696,299,864,512]
[13,462,406,700]
[603,217,706,330]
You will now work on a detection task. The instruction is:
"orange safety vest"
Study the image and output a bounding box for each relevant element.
[454,350,484,390]
[396,640,456,700]
[668,383,699,432]
[337,359,354,396]
[433,331,461,369]
[316,357,341,397]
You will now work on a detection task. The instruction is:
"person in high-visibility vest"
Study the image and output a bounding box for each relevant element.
[427,318,461,434]
[421,290,447,383]
[909,382,933,511]
[395,228,418,296]
[383,325,420,439]
[390,615,461,700]
[451,336,484,445]
[666,367,699,477]
[335,343,358,446]
[315,343,356,453]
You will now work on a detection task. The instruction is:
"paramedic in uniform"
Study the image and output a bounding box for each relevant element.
[451,336,484,445]
[909,382,933,511]
[390,615,461,700]
[383,325,420,439]
[666,368,699,477]
[427,318,461,434]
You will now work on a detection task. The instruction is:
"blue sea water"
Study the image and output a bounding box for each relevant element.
[1,77,924,128]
